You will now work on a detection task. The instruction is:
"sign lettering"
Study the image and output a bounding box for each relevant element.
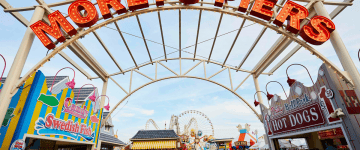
[318,86,340,123]
[30,0,336,50]
[35,113,95,141]
[63,98,89,119]
[284,94,312,112]
[270,103,325,135]
[235,141,247,146]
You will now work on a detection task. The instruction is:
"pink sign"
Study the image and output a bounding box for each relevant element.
[63,98,89,119]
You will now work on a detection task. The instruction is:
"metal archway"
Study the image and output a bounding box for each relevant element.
[10,2,353,89]
[0,0,357,133]
[102,58,262,125]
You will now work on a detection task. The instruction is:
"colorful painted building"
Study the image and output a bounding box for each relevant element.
[0,70,103,149]
[261,64,360,150]
[130,130,180,150]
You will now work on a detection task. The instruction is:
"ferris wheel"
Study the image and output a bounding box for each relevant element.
[178,110,214,137]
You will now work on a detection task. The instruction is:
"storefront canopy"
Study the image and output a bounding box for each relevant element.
[132,141,177,149]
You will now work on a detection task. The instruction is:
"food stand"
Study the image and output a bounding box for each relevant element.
[0,70,103,149]
[130,130,180,150]
[260,64,360,149]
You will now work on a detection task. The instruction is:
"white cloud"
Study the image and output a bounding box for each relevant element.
[126,106,155,116]
[140,109,154,116]
[120,113,135,117]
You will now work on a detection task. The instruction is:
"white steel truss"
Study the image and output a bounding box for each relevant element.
[0,0,358,132]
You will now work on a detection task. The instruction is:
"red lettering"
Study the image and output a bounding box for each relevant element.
[68,0,99,27]
[300,15,335,45]
[96,0,127,19]
[156,0,164,6]
[65,120,71,131]
[318,86,340,122]
[214,0,224,7]
[60,122,66,130]
[127,0,149,11]
[64,98,71,109]
[238,0,250,12]
[273,0,308,34]
[45,114,54,128]
[80,124,86,134]
[53,119,61,129]
[75,123,79,133]
[71,124,75,132]
[30,10,77,50]
[250,0,277,21]
[86,127,92,136]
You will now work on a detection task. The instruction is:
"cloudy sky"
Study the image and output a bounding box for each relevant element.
[1,0,359,144]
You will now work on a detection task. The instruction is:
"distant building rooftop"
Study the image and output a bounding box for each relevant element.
[100,133,126,146]
[1,76,96,101]
[73,87,96,101]
[131,130,180,141]
[1,76,68,88]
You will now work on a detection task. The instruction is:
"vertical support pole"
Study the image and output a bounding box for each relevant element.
[179,9,181,58]
[99,78,109,109]
[203,61,206,78]
[96,140,102,150]
[155,62,157,80]
[0,6,44,128]
[228,68,233,90]
[180,58,182,75]
[253,75,274,150]
[155,62,158,80]
[253,75,263,104]
[129,69,133,93]
[314,2,360,97]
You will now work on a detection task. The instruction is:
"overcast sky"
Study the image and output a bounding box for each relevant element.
[1,0,359,144]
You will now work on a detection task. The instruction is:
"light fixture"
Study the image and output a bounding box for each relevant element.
[77,84,97,103]
[253,91,267,107]
[286,64,314,87]
[50,67,76,92]
[266,81,288,100]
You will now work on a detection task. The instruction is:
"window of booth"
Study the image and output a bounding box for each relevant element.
[318,128,349,150]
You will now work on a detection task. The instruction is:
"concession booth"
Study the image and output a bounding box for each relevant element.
[130,130,180,150]
[0,70,103,150]
[260,64,360,150]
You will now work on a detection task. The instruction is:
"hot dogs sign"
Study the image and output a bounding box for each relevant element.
[262,63,355,136]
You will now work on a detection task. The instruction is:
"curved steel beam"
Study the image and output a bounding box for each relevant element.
[11,3,354,122]
[102,75,262,127]
[15,4,353,91]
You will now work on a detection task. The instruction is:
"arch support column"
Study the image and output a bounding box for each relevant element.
[0,6,45,129]
[253,75,275,150]
[100,77,109,127]
[314,1,360,97]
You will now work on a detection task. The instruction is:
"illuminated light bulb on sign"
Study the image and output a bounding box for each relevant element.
[237,0,251,12]
[156,0,165,6]
[179,0,199,5]
[68,0,99,27]
[299,15,335,45]
[30,10,77,50]
[273,0,309,34]
[250,0,277,21]
[214,0,225,7]
[128,0,149,11]
[96,0,127,19]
